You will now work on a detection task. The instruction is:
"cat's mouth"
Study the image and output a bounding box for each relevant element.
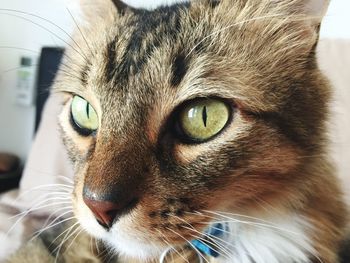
[75,201,208,260]
[75,199,163,259]
[73,182,213,260]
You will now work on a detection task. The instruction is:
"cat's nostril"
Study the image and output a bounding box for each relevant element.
[83,197,138,229]
[95,210,119,229]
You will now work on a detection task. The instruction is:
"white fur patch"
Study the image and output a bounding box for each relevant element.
[214,214,317,263]
[77,208,166,260]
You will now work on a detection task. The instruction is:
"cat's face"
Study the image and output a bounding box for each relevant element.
[57,0,329,260]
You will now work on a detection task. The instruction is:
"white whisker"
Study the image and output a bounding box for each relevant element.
[53,222,80,263]
[31,214,75,242]
[0,9,87,60]
[202,210,301,236]
[65,228,84,252]
[166,227,207,263]
[168,214,233,258]
[157,229,189,263]
[57,175,74,184]
[11,198,72,219]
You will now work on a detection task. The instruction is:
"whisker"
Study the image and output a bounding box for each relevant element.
[253,196,285,217]
[8,202,72,236]
[12,184,72,203]
[2,15,84,62]
[89,236,94,256]
[65,228,84,252]
[57,175,74,184]
[0,9,87,60]
[24,192,72,208]
[157,229,189,263]
[30,214,75,242]
[11,197,71,219]
[186,13,320,58]
[187,232,231,261]
[41,206,73,227]
[200,210,301,236]
[66,7,94,56]
[49,221,78,247]
[97,247,109,262]
[1,64,38,75]
[166,227,207,263]
[53,222,81,263]
[169,214,233,259]
[58,67,82,81]
[0,46,39,53]
[95,238,101,255]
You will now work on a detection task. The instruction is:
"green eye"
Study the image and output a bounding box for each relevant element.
[71,96,98,135]
[179,99,230,142]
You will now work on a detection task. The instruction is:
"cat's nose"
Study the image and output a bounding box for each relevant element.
[83,192,138,229]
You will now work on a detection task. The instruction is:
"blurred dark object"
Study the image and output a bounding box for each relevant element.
[340,238,350,263]
[35,47,65,133]
[0,153,22,193]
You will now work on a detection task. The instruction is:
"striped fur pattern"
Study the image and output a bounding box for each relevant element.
[10,0,349,262]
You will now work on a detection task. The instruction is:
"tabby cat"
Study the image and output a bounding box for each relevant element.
[8,0,349,262]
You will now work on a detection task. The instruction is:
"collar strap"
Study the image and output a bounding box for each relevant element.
[191,223,226,258]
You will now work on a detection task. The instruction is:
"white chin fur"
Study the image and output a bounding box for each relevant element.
[78,215,165,260]
[105,230,165,260]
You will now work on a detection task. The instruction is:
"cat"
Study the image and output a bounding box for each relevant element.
[8,0,349,262]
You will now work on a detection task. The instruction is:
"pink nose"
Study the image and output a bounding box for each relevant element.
[83,198,123,228]
[82,185,139,229]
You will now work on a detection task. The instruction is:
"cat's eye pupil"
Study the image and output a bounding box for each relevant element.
[202,106,207,127]
[179,99,230,143]
[86,103,90,118]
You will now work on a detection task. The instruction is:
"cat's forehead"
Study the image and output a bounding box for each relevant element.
[103,4,193,88]
[82,3,213,100]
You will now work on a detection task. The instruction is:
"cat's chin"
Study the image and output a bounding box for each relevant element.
[78,215,166,261]
[104,231,165,260]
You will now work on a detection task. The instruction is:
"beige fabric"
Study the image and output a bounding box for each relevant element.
[317,39,350,206]
[0,94,74,262]
[19,93,74,208]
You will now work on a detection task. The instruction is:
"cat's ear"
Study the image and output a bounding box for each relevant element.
[282,0,330,46]
[275,0,330,52]
[292,0,330,30]
[79,0,134,22]
[221,0,329,26]
[303,0,330,18]
[110,0,135,15]
[272,0,330,29]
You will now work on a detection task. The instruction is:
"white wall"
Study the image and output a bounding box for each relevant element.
[321,0,350,39]
[0,0,349,162]
[0,0,79,161]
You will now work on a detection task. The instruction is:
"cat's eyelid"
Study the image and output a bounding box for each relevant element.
[53,85,87,97]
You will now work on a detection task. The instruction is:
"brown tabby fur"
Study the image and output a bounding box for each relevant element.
[8,0,349,262]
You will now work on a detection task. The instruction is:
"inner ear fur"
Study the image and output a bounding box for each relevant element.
[79,0,134,23]
[111,0,134,14]
[216,0,329,53]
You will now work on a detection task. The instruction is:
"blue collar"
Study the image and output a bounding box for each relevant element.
[191,223,226,258]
